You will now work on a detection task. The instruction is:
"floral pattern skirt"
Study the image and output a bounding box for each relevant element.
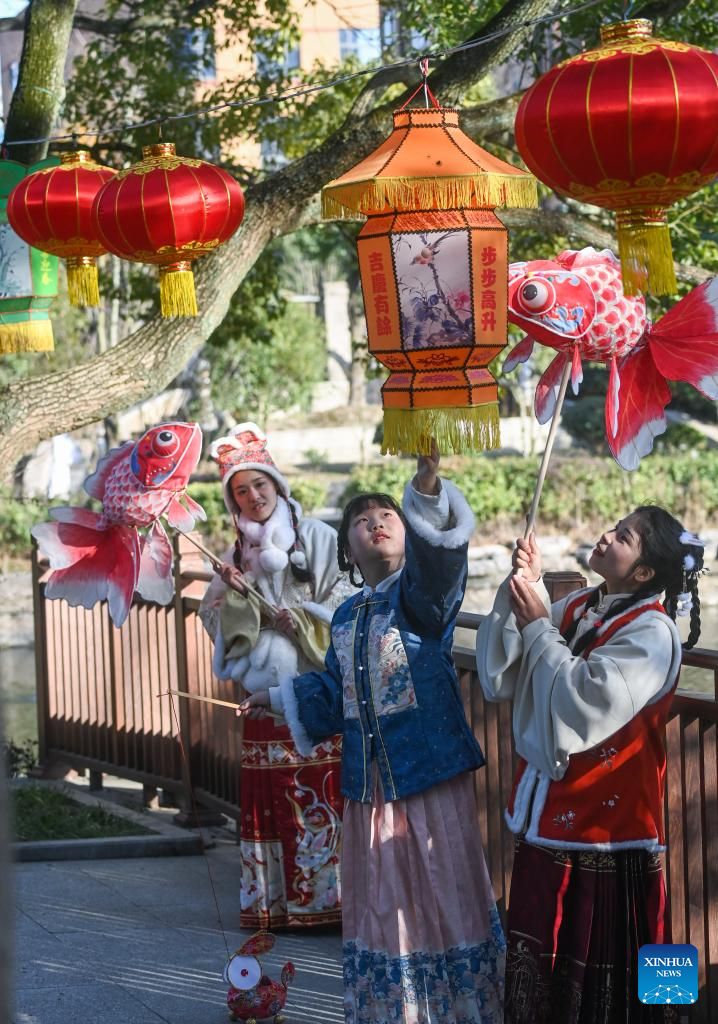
[342,765,505,1024]
[504,839,678,1024]
[239,714,343,929]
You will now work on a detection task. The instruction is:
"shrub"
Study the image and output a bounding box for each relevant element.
[340,451,718,532]
[0,493,50,559]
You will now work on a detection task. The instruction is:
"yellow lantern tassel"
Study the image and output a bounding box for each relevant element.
[159,262,198,317]
[0,319,54,354]
[615,210,678,297]
[381,404,500,456]
[66,256,101,307]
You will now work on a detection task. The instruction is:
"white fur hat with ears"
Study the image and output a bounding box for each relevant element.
[209,422,291,514]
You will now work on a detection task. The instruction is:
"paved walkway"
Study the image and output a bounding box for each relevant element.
[13,837,343,1024]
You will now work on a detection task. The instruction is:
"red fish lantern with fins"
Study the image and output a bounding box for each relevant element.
[504,247,718,469]
[32,422,205,627]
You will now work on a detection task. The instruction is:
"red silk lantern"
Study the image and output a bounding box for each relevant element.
[92,142,245,317]
[7,150,116,307]
[323,106,535,454]
[515,19,718,296]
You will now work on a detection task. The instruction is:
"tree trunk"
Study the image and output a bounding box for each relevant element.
[5,0,78,165]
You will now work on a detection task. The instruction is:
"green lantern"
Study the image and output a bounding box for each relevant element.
[0,157,59,354]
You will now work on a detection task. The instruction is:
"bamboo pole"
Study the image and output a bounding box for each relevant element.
[160,688,283,721]
[175,529,290,619]
[523,359,572,540]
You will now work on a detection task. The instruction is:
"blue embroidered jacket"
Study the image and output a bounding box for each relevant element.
[280,480,486,803]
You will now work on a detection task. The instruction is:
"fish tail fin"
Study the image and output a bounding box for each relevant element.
[648,277,718,400]
[607,345,671,471]
[33,514,140,627]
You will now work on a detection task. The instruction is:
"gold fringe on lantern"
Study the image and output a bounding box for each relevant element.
[66,257,100,307]
[381,404,501,456]
[0,319,54,354]
[159,262,198,317]
[615,211,678,297]
[322,173,538,220]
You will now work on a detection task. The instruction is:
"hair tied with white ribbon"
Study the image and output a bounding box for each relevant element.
[676,592,694,617]
[679,530,707,548]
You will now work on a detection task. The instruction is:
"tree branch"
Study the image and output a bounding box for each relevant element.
[4,0,78,165]
[499,207,711,286]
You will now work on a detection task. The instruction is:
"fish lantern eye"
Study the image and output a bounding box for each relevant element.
[152,429,180,457]
[516,278,554,314]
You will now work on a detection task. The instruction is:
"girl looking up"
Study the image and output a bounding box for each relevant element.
[241,443,505,1024]
[476,506,704,1024]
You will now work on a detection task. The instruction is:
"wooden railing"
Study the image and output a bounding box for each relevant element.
[32,541,718,1019]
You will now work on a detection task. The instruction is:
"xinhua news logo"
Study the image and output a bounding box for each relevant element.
[638,944,698,1006]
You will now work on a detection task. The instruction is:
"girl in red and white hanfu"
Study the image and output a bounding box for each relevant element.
[476,505,705,1024]
[200,423,352,929]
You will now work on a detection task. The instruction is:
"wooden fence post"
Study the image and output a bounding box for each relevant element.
[172,534,225,828]
[30,538,50,768]
[543,569,587,603]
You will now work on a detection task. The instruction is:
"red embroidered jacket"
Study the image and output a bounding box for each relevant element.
[505,592,678,851]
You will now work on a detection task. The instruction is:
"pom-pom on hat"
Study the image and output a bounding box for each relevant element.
[209,423,290,513]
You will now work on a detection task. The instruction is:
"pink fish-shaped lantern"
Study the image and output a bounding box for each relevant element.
[504,247,718,469]
[32,422,205,627]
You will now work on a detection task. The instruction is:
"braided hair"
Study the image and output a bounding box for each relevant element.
[564,505,704,655]
[230,481,312,585]
[337,492,405,588]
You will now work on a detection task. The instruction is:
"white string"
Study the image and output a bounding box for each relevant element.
[2,0,603,147]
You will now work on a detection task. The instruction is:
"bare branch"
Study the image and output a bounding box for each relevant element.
[348,65,414,120]
[499,207,711,286]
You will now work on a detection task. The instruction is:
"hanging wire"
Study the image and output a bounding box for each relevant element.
[2,0,604,148]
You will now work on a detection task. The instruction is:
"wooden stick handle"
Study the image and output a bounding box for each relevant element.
[175,530,280,617]
[524,359,572,540]
[160,688,283,721]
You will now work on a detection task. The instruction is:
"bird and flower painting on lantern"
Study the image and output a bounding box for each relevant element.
[392,230,473,350]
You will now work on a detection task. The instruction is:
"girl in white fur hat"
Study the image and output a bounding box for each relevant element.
[199,422,352,930]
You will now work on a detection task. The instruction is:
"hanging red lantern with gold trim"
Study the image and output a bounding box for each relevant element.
[7,150,116,307]
[323,103,537,455]
[515,19,718,296]
[92,142,245,317]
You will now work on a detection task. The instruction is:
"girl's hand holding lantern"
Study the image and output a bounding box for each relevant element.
[217,562,248,596]
[414,440,441,495]
[512,532,541,582]
[237,690,271,720]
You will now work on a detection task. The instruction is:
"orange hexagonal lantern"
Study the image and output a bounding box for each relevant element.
[515,19,718,295]
[323,105,536,454]
[92,142,245,317]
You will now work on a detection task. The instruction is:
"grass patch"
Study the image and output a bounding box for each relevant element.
[12,785,153,842]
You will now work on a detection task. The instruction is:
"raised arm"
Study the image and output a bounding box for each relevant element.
[400,445,475,634]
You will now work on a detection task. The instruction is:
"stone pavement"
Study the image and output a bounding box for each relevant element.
[12,837,343,1024]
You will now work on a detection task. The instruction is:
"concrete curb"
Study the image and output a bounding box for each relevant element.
[10,778,208,861]
[14,833,202,862]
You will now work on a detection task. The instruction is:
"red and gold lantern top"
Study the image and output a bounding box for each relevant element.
[515,19,718,294]
[7,150,116,306]
[322,106,537,219]
[92,142,245,317]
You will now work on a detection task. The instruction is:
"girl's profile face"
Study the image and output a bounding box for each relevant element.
[230,470,278,524]
[346,501,406,576]
[589,511,651,590]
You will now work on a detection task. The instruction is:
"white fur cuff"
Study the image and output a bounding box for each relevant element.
[278,675,316,757]
[301,601,333,625]
[402,478,475,550]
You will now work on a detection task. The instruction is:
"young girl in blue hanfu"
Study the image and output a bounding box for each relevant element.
[241,444,505,1024]
[476,507,705,1024]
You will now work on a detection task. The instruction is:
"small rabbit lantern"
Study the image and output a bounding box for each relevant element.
[224,930,295,1023]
